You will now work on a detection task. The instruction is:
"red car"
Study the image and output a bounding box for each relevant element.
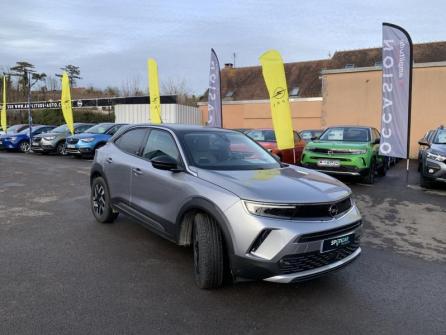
[246,129,306,164]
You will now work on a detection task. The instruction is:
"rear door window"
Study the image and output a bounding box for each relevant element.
[114,128,148,156]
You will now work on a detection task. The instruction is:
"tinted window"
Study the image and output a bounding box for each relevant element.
[115,128,148,155]
[75,124,93,133]
[180,131,280,170]
[85,123,114,134]
[319,127,370,142]
[142,129,180,161]
[107,124,124,136]
[433,129,446,144]
[246,130,276,142]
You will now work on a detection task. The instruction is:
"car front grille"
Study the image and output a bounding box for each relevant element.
[291,197,352,219]
[278,239,360,274]
[298,221,362,243]
[66,138,79,144]
[307,148,360,155]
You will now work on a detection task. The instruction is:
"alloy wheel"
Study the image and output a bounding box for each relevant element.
[92,183,106,217]
[20,141,30,153]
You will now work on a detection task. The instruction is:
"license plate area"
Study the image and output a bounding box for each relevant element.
[67,144,75,149]
[321,233,354,253]
[317,159,340,167]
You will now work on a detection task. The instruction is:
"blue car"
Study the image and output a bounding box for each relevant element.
[0,125,56,152]
[65,123,127,157]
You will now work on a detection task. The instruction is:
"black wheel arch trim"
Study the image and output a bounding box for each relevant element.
[176,197,235,256]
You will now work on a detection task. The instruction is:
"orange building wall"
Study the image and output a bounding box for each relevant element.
[198,99,322,131]
[322,65,446,158]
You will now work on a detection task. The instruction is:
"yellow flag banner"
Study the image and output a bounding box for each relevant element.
[259,50,294,150]
[61,72,74,135]
[1,76,7,132]
[148,59,162,124]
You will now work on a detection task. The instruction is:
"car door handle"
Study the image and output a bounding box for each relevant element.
[132,167,143,176]
[106,157,113,163]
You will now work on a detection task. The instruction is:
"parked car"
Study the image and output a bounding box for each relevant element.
[245,129,306,164]
[66,123,127,157]
[0,124,29,136]
[418,126,446,187]
[299,129,323,143]
[90,124,362,289]
[32,123,95,155]
[417,129,435,171]
[0,125,56,152]
[231,128,252,134]
[301,126,386,184]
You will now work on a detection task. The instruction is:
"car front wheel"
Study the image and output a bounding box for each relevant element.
[363,160,376,184]
[91,177,119,223]
[19,141,30,153]
[193,213,225,289]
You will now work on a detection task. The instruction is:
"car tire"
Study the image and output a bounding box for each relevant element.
[91,177,119,223]
[363,160,376,184]
[19,141,30,153]
[193,213,224,289]
[419,165,432,188]
[377,159,387,177]
[56,142,66,156]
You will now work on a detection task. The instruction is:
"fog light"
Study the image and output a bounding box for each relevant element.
[429,169,434,174]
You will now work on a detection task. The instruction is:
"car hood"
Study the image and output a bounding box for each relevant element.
[306,140,369,150]
[430,143,446,155]
[195,166,351,203]
[36,132,67,139]
[71,133,109,140]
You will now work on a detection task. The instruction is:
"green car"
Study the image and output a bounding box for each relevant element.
[301,126,386,184]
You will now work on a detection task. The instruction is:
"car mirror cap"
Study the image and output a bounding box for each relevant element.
[418,140,429,146]
[151,155,180,171]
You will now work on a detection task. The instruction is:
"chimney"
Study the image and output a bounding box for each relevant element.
[224,63,233,69]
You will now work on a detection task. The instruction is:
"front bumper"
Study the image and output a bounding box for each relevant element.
[301,152,370,176]
[0,139,20,150]
[224,201,363,282]
[422,158,446,182]
[38,138,58,152]
[65,144,95,155]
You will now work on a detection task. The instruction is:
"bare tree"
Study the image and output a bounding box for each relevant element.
[161,78,197,106]
[121,75,144,97]
[46,75,60,91]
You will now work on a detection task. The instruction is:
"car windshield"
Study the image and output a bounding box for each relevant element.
[181,131,280,170]
[433,129,446,144]
[52,125,68,133]
[319,127,370,142]
[85,124,113,134]
[246,130,276,142]
[7,125,25,133]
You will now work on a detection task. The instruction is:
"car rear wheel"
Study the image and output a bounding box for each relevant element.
[19,141,30,153]
[377,159,387,177]
[193,213,224,289]
[56,142,66,156]
[91,177,119,223]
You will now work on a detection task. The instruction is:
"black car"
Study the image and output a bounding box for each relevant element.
[418,126,446,187]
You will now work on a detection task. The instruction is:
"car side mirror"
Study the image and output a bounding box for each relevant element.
[418,139,429,146]
[151,155,180,171]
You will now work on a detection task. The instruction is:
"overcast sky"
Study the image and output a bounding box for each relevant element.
[1,0,445,95]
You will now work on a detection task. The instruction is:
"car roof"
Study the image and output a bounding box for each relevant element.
[126,123,239,135]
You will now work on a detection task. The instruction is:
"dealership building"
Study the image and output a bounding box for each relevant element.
[198,41,446,158]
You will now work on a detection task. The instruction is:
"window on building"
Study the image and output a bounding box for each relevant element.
[374,61,382,67]
[289,86,300,97]
[345,64,355,69]
[225,90,234,98]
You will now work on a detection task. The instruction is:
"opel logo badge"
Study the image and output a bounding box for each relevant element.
[328,204,339,217]
[273,87,286,100]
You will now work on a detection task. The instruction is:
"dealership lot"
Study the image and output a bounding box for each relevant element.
[0,153,445,334]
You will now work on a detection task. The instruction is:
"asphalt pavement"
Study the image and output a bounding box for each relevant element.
[0,152,445,335]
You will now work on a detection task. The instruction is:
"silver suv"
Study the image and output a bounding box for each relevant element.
[90,124,362,289]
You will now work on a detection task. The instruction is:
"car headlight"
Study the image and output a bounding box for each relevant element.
[427,151,446,162]
[244,201,296,219]
[81,137,95,143]
[43,136,56,140]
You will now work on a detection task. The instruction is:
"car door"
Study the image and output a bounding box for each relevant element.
[130,128,191,237]
[104,127,149,206]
